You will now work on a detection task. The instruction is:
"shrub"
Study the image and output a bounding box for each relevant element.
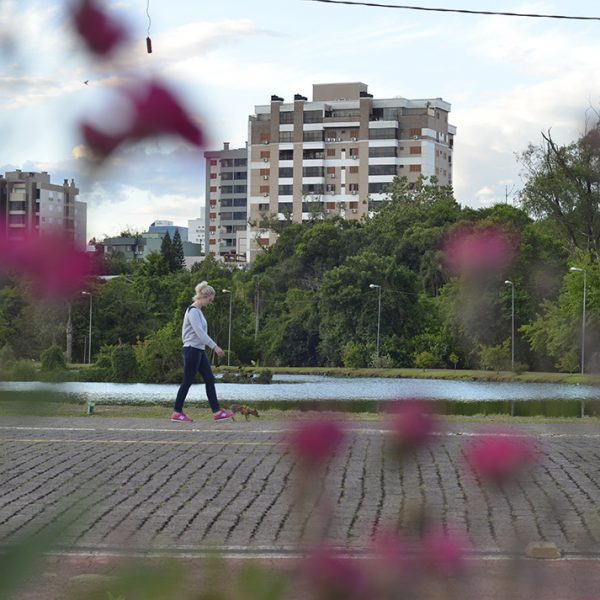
[11,360,37,381]
[555,351,579,374]
[369,352,395,369]
[255,368,273,384]
[414,350,438,369]
[341,342,367,369]
[479,340,511,371]
[40,344,66,371]
[135,324,182,383]
[111,344,139,382]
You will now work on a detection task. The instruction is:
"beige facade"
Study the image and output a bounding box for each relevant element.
[0,170,86,248]
[246,82,455,262]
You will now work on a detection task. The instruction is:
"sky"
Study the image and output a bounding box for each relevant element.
[2,0,600,241]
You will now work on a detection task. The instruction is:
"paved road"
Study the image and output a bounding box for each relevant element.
[1,415,600,556]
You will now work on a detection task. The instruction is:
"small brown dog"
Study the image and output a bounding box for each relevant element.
[230,404,260,421]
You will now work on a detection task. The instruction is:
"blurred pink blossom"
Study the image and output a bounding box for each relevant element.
[465,430,537,485]
[288,418,345,467]
[371,527,415,573]
[421,526,468,576]
[81,80,204,160]
[388,400,440,453]
[442,225,517,275]
[0,229,92,298]
[303,545,370,600]
[71,0,130,56]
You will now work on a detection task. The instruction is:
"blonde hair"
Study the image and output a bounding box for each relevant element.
[193,281,216,302]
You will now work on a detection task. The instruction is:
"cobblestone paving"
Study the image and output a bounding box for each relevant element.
[1,416,600,555]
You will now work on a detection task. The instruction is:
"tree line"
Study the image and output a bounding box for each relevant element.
[1,125,599,379]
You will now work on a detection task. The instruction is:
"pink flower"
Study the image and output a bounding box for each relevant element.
[303,545,370,599]
[80,80,204,160]
[71,0,130,56]
[465,430,537,485]
[442,225,517,275]
[388,401,440,453]
[288,418,345,466]
[0,228,92,298]
[371,527,415,573]
[421,526,468,577]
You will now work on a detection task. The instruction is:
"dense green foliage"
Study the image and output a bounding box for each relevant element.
[3,125,600,379]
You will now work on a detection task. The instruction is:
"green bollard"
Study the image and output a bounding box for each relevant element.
[86,400,95,416]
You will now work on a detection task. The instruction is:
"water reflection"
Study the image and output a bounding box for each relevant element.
[1,374,599,404]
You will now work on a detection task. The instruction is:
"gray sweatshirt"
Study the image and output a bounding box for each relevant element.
[181,306,217,350]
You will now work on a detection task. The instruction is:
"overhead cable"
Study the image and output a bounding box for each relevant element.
[304,0,600,21]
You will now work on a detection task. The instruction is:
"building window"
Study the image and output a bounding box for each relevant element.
[348,183,359,192]
[326,148,336,157]
[280,149,293,160]
[259,185,270,194]
[349,166,358,174]
[279,167,294,178]
[234,171,247,180]
[302,166,324,177]
[279,185,293,195]
[303,110,322,124]
[369,147,397,158]
[368,164,397,176]
[221,172,233,180]
[220,159,234,167]
[233,185,247,194]
[210,160,217,166]
[220,185,234,194]
[210,186,217,192]
[278,202,293,213]
[303,149,325,160]
[210,173,217,179]
[303,130,324,142]
[409,164,422,172]
[260,150,270,159]
[260,133,270,144]
[369,128,398,140]
[349,147,358,157]
[302,184,324,195]
[260,168,269,176]
[279,131,293,143]
[410,145,422,155]
[279,111,294,124]
[234,158,247,167]
[350,129,359,139]
[368,182,391,194]
[326,184,336,193]
[409,128,422,137]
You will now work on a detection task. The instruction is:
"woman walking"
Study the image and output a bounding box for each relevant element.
[171,281,234,423]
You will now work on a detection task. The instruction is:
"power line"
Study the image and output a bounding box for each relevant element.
[304,0,600,21]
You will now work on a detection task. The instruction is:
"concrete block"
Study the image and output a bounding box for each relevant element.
[525,541,561,559]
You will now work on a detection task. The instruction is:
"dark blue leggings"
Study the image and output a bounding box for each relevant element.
[174,346,220,413]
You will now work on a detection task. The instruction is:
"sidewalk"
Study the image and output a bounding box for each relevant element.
[2,414,600,599]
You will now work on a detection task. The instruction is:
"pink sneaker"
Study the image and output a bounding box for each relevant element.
[171,411,193,423]
[213,409,234,422]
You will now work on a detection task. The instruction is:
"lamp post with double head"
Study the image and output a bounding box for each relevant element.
[569,267,587,374]
[81,291,93,364]
[504,280,515,371]
[222,289,233,366]
[369,284,382,357]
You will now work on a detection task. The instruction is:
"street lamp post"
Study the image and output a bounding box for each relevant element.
[504,280,515,371]
[222,289,233,366]
[81,291,93,364]
[369,284,382,357]
[569,267,587,374]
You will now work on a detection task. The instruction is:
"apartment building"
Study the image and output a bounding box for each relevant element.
[246,82,455,262]
[203,143,248,262]
[0,170,87,249]
[187,216,205,247]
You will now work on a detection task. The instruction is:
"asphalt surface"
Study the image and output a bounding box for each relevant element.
[2,413,600,599]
